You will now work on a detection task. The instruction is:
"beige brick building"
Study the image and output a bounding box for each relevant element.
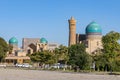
[68,17,102,54]
[5,37,59,64]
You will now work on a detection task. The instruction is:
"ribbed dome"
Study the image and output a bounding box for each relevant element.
[40,38,48,44]
[86,21,102,34]
[9,37,18,44]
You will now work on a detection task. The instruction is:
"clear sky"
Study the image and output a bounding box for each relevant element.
[0,0,120,46]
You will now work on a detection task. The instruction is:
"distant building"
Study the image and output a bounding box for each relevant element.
[22,38,49,54]
[22,38,40,53]
[5,37,30,64]
[5,37,59,64]
[48,43,59,51]
[68,17,102,54]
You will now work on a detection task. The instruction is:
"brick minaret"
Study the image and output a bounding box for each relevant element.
[68,17,76,46]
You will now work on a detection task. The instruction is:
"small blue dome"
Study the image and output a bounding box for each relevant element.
[86,21,102,34]
[40,38,48,44]
[9,37,18,44]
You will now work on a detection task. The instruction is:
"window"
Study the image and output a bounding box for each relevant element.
[85,41,88,48]
[97,41,99,46]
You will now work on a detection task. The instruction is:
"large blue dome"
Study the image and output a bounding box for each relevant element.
[40,38,48,44]
[86,22,102,34]
[9,37,18,44]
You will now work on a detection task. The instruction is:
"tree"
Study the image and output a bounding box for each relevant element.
[68,43,92,70]
[92,53,108,71]
[102,31,120,71]
[30,51,55,65]
[54,45,69,64]
[0,37,9,62]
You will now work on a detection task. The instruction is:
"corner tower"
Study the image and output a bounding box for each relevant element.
[68,17,76,46]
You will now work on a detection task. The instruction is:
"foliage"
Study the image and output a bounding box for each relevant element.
[101,31,120,71]
[54,45,69,64]
[30,51,55,65]
[68,43,92,70]
[0,37,9,62]
[92,53,109,71]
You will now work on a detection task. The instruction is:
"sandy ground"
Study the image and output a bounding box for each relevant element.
[0,68,120,80]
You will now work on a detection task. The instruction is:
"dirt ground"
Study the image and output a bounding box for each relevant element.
[0,68,120,80]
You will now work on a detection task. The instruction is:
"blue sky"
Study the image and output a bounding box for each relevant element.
[0,0,120,46]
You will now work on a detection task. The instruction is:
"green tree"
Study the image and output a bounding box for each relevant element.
[54,45,69,64]
[68,43,92,70]
[0,37,9,62]
[30,51,55,65]
[54,48,60,63]
[92,53,108,71]
[53,45,69,70]
[102,31,120,71]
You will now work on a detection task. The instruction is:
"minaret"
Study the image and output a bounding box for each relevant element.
[68,17,76,46]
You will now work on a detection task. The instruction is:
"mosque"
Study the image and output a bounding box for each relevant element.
[5,37,59,64]
[5,17,103,64]
[68,17,103,54]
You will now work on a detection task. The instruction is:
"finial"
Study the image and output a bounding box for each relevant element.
[91,20,96,24]
[71,16,75,20]
[91,19,96,23]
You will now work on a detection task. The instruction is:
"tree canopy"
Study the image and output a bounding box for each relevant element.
[54,45,69,64]
[30,51,55,65]
[0,37,9,62]
[102,31,120,71]
[68,43,92,70]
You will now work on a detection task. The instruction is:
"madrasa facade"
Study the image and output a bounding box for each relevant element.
[68,17,103,54]
[5,37,59,64]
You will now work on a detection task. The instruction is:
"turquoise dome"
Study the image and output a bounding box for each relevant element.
[86,22,102,34]
[9,37,18,44]
[40,38,48,44]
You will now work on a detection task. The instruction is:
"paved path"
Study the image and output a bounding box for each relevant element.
[0,69,120,80]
